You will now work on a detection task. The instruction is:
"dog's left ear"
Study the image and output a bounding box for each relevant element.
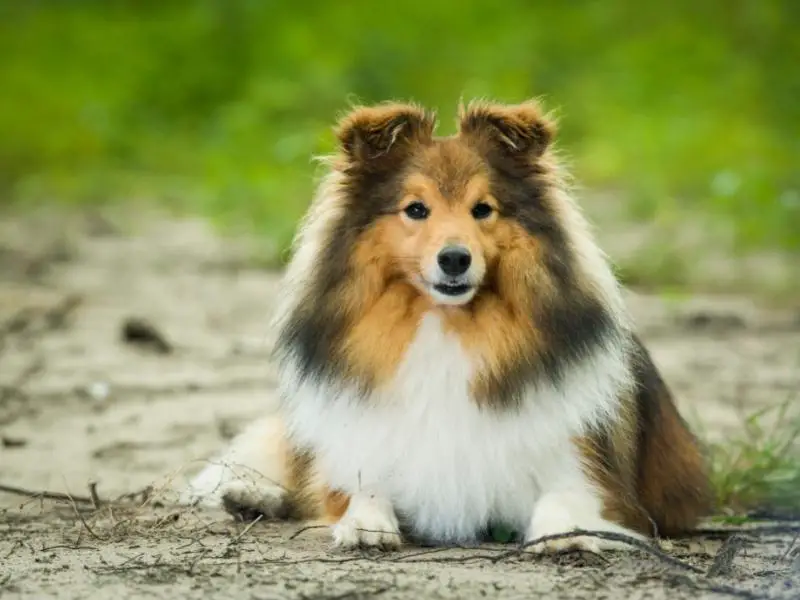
[459,100,556,159]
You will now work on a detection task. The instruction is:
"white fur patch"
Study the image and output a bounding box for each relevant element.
[525,490,645,553]
[331,492,402,549]
[280,311,635,545]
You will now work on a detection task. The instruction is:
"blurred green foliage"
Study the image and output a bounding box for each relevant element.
[0,0,798,256]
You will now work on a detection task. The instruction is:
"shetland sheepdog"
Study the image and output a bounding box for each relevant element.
[182,99,712,553]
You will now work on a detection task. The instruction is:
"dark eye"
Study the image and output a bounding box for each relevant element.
[403,201,429,220]
[471,202,494,220]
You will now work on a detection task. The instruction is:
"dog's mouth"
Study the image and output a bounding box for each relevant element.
[419,276,478,306]
[416,272,480,306]
[433,283,473,297]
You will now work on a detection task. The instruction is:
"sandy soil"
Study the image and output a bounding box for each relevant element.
[1,209,798,599]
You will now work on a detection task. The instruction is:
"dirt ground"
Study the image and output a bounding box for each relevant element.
[1,208,799,599]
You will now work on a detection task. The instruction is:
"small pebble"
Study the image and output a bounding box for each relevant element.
[87,381,110,402]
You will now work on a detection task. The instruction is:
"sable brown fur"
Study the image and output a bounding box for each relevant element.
[629,336,713,536]
[577,335,713,538]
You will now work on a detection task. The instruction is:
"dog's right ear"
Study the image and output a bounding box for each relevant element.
[335,103,435,167]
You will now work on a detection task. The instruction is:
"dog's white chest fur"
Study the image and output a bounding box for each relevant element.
[282,312,627,543]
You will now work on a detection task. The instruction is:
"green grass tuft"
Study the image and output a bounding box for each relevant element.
[709,396,800,520]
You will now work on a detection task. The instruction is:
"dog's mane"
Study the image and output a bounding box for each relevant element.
[272,101,633,408]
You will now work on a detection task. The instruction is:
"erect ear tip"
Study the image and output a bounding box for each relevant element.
[459,97,555,123]
[334,102,436,160]
[459,98,557,156]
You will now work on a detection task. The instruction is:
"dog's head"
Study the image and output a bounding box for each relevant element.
[329,100,561,308]
[277,99,627,399]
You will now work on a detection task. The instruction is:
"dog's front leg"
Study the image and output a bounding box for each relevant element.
[331,491,402,550]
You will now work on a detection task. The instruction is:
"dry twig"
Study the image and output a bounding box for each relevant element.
[0,482,95,505]
[707,535,745,577]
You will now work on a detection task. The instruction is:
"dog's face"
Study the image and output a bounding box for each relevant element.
[377,155,498,307]
[335,100,558,308]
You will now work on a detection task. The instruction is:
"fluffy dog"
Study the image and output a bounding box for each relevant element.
[182,99,712,553]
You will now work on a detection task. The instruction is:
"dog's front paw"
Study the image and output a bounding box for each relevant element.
[524,491,644,555]
[220,480,287,522]
[331,493,402,551]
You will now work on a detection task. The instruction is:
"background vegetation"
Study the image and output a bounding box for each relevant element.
[1,0,798,275]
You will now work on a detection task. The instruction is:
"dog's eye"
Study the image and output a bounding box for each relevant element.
[403,201,429,220]
[471,202,494,220]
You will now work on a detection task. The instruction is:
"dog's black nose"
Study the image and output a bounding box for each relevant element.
[437,246,472,276]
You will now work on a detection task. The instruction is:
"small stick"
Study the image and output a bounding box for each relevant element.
[231,513,264,544]
[88,481,102,509]
[498,529,704,574]
[780,532,799,562]
[41,545,99,552]
[0,482,94,505]
[0,481,155,509]
[2,540,24,560]
[288,524,330,540]
[65,491,106,541]
[707,535,745,577]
